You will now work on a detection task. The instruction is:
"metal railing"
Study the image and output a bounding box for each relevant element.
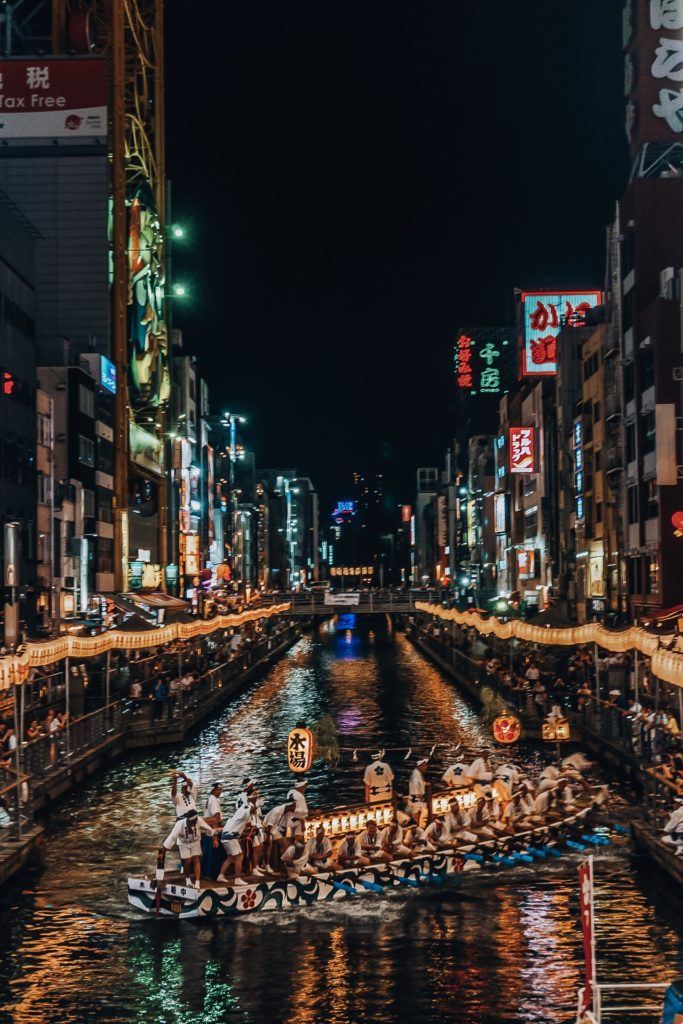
[0,769,33,842]
[21,702,124,783]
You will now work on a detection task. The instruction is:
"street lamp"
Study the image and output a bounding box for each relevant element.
[172,283,187,298]
[171,225,185,239]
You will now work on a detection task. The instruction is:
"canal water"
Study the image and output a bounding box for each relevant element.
[0,619,681,1024]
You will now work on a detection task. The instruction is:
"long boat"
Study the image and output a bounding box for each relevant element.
[128,787,608,919]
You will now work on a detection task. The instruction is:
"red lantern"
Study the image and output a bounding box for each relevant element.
[492,714,522,745]
[287,726,314,773]
[671,511,683,535]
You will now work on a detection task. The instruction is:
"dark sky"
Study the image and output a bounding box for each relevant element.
[166,1,628,511]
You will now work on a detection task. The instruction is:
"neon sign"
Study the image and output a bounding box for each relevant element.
[520,291,602,376]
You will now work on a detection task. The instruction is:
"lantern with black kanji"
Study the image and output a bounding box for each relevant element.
[287,725,314,773]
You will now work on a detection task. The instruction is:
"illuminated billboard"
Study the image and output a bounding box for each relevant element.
[100,356,117,395]
[509,427,536,474]
[494,493,506,534]
[332,501,355,524]
[0,59,107,139]
[624,0,683,156]
[454,327,513,395]
[517,550,535,579]
[520,291,602,376]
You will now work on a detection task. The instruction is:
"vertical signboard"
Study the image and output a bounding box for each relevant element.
[509,427,536,474]
[574,419,584,520]
[494,492,506,534]
[624,0,683,155]
[520,291,602,376]
[454,328,513,395]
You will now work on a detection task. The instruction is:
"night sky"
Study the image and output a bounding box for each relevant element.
[166,2,628,510]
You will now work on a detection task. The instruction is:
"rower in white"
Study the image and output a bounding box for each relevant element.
[286,777,309,836]
[407,758,429,826]
[281,836,315,878]
[203,781,223,826]
[160,808,217,887]
[358,819,386,861]
[305,826,334,871]
[217,792,258,884]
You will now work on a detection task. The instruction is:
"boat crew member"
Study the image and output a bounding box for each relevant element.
[286,778,309,836]
[425,816,453,849]
[407,759,430,826]
[442,761,470,789]
[358,819,385,861]
[662,798,683,850]
[444,799,478,843]
[380,821,411,859]
[404,821,435,853]
[204,782,223,826]
[306,826,334,871]
[248,790,266,873]
[262,799,296,869]
[281,837,315,878]
[470,796,496,838]
[363,752,395,804]
[217,794,258,884]
[160,808,217,888]
[467,754,493,783]
[171,771,196,819]
[335,833,369,868]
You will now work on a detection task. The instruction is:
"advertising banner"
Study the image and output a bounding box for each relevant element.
[509,426,536,474]
[624,0,683,155]
[494,493,506,534]
[324,592,360,606]
[454,327,513,395]
[0,58,107,139]
[520,291,602,376]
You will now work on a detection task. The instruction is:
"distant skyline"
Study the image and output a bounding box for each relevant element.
[166,1,628,506]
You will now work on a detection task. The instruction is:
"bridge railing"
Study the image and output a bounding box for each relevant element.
[259,589,444,612]
[21,702,124,783]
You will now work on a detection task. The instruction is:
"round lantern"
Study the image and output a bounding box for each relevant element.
[287,725,314,773]
[492,713,522,745]
[671,511,683,535]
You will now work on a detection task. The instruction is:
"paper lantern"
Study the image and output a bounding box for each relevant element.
[287,726,314,773]
[492,713,522,744]
[672,511,683,536]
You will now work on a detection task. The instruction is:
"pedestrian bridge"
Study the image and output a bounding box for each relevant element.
[260,590,441,616]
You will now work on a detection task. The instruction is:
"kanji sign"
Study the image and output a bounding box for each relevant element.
[520,291,602,376]
[509,426,536,474]
[0,59,107,139]
[287,726,313,773]
[624,0,683,154]
[454,328,512,395]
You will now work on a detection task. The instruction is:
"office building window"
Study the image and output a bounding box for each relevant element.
[626,422,637,463]
[98,537,114,573]
[642,478,658,520]
[37,412,51,447]
[78,435,95,466]
[79,383,94,418]
[83,488,95,518]
[594,448,602,472]
[641,411,656,455]
[37,472,52,505]
[595,501,602,524]
[627,485,638,524]
[624,360,635,403]
[639,345,655,392]
[647,557,660,596]
[593,401,601,422]
[627,557,640,595]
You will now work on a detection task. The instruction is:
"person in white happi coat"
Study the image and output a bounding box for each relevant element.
[170,771,196,819]
[562,752,591,773]
[467,755,493,783]
[286,778,309,836]
[444,799,478,844]
[335,833,369,868]
[442,762,471,789]
[281,837,315,878]
[407,759,430,826]
[217,795,258,884]
[358,819,385,861]
[425,816,453,849]
[404,821,435,853]
[262,799,296,869]
[363,752,395,803]
[305,826,334,871]
[663,799,683,850]
[160,808,217,887]
[203,782,223,826]
[380,821,411,859]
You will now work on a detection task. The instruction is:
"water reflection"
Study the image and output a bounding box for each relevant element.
[0,619,681,1024]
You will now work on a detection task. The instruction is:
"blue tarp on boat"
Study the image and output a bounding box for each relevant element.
[662,979,683,1024]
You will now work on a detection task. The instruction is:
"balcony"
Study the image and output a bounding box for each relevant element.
[604,391,622,423]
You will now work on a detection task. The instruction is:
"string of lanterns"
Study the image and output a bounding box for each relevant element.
[415,601,683,691]
[0,603,292,691]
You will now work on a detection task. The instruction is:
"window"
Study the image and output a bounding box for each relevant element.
[96,436,114,476]
[647,557,660,596]
[624,361,635,403]
[628,484,638,524]
[594,449,602,472]
[524,509,538,540]
[83,488,95,518]
[37,472,52,505]
[78,435,94,466]
[584,496,593,538]
[593,401,601,423]
[639,345,655,392]
[626,422,637,463]
[595,501,603,524]
[641,411,656,455]
[79,383,94,418]
[642,478,658,520]
[627,557,639,595]
[98,537,114,574]
[97,488,113,523]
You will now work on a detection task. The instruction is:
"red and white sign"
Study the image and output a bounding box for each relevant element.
[509,426,536,474]
[520,290,602,376]
[578,857,596,1013]
[0,58,107,139]
[517,549,535,579]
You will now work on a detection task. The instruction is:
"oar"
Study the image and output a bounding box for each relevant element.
[330,878,358,896]
[611,823,630,836]
[393,874,420,888]
[581,833,610,847]
[525,847,547,860]
[357,878,383,894]
[566,839,586,852]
